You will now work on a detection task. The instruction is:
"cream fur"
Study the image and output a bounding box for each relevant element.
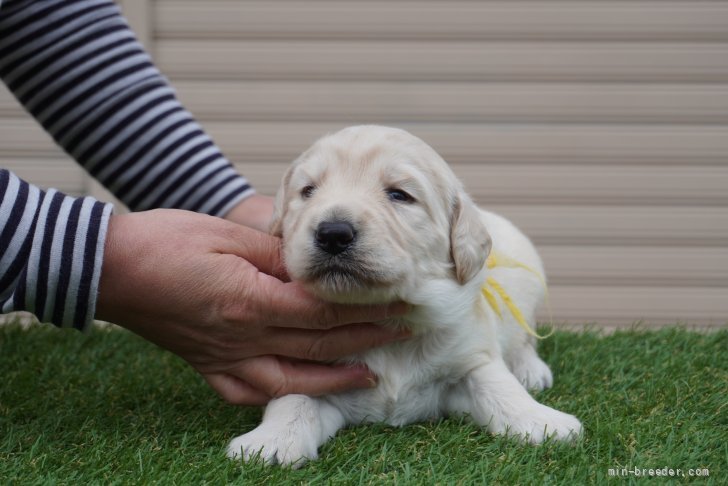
[227,126,581,466]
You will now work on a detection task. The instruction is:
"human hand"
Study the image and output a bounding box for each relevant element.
[96,209,409,405]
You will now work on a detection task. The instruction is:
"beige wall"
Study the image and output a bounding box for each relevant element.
[2,1,727,328]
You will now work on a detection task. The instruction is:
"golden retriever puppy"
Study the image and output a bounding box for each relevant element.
[227,125,581,466]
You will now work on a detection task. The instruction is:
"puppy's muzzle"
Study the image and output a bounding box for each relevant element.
[315,221,357,255]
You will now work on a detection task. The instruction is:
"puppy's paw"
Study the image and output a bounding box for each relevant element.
[508,350,553,391]
[493,404,582,444]
[226,425,318,468]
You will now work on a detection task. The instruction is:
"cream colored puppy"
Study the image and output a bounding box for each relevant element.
[227,126,581,466]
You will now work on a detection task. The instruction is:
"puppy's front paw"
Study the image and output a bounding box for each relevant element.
[494,404,582,444]
[508,350,553,391]
[226,425,318,468]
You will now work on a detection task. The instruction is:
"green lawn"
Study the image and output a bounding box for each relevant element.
[1,323,725,484]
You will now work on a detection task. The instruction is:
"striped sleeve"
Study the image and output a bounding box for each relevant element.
[0,0,254,215]
[0,169,113,330]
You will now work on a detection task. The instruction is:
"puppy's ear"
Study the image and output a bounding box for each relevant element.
[269,166,294,237]
[450,193,491,284]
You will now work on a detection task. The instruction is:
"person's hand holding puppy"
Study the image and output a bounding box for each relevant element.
[96,209,409,405]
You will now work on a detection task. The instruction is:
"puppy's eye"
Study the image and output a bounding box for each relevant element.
[386,188,415,203]
[301,185,316,199]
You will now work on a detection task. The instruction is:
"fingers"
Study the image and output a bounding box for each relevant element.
[204,357,378,406]
[203,373,271,406]
[301,297,410,330]
[231,356,378,401]
[267,323,411,361]
[254,275,411,330]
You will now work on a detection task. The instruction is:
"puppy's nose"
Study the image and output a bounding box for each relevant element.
[315,221,356,255]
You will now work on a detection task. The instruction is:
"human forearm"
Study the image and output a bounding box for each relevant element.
[223,194,275,232]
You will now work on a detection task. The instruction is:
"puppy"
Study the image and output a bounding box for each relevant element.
[227,126,581,466]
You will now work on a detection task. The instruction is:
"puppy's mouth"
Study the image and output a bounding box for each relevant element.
[307,257,386,286]
[301,253,394,300]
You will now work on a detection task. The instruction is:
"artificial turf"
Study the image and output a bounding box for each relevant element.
[0,322,725,484]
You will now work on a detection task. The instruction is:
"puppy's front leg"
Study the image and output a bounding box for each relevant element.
[227,394,345,467]
[449,359,581,444]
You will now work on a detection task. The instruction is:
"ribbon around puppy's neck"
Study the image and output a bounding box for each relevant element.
[481,250,553,339]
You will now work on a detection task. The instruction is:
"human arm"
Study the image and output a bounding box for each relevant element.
[223,194,275,233]
[0,0,252,217]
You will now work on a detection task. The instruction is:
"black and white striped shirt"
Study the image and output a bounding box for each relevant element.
[0,0,254,329]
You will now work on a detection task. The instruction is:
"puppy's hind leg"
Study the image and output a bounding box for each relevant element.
[227,395,345,467]
[448,359,580,444]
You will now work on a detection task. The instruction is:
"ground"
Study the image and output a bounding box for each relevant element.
[0,322,725,484]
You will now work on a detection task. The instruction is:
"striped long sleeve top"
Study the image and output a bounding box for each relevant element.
[0,0,254,330]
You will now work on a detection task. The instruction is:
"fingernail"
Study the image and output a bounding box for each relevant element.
[347,364,378,388]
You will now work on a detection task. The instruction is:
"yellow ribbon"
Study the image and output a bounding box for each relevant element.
[481,249,553,339]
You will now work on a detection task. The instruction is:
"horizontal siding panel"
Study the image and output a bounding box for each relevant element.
[455,165,728,206]
[203,122,728,165]
[174,81,728,124]
[2,159,86,196]
[540,246,728,287]
[0,120,63,157]
[9,121,728,165]
[234,161,728,207]
[156,1,728,41]
[540,285,728,328]
[0,84,25,117]
[490,205,728,247]
[156,40,728,82]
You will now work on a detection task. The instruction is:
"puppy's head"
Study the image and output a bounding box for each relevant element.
[271,125,491,304]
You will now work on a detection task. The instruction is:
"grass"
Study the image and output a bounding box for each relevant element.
[0,323,725,485]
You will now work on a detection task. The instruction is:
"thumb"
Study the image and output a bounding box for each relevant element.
[213,221,289,281]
